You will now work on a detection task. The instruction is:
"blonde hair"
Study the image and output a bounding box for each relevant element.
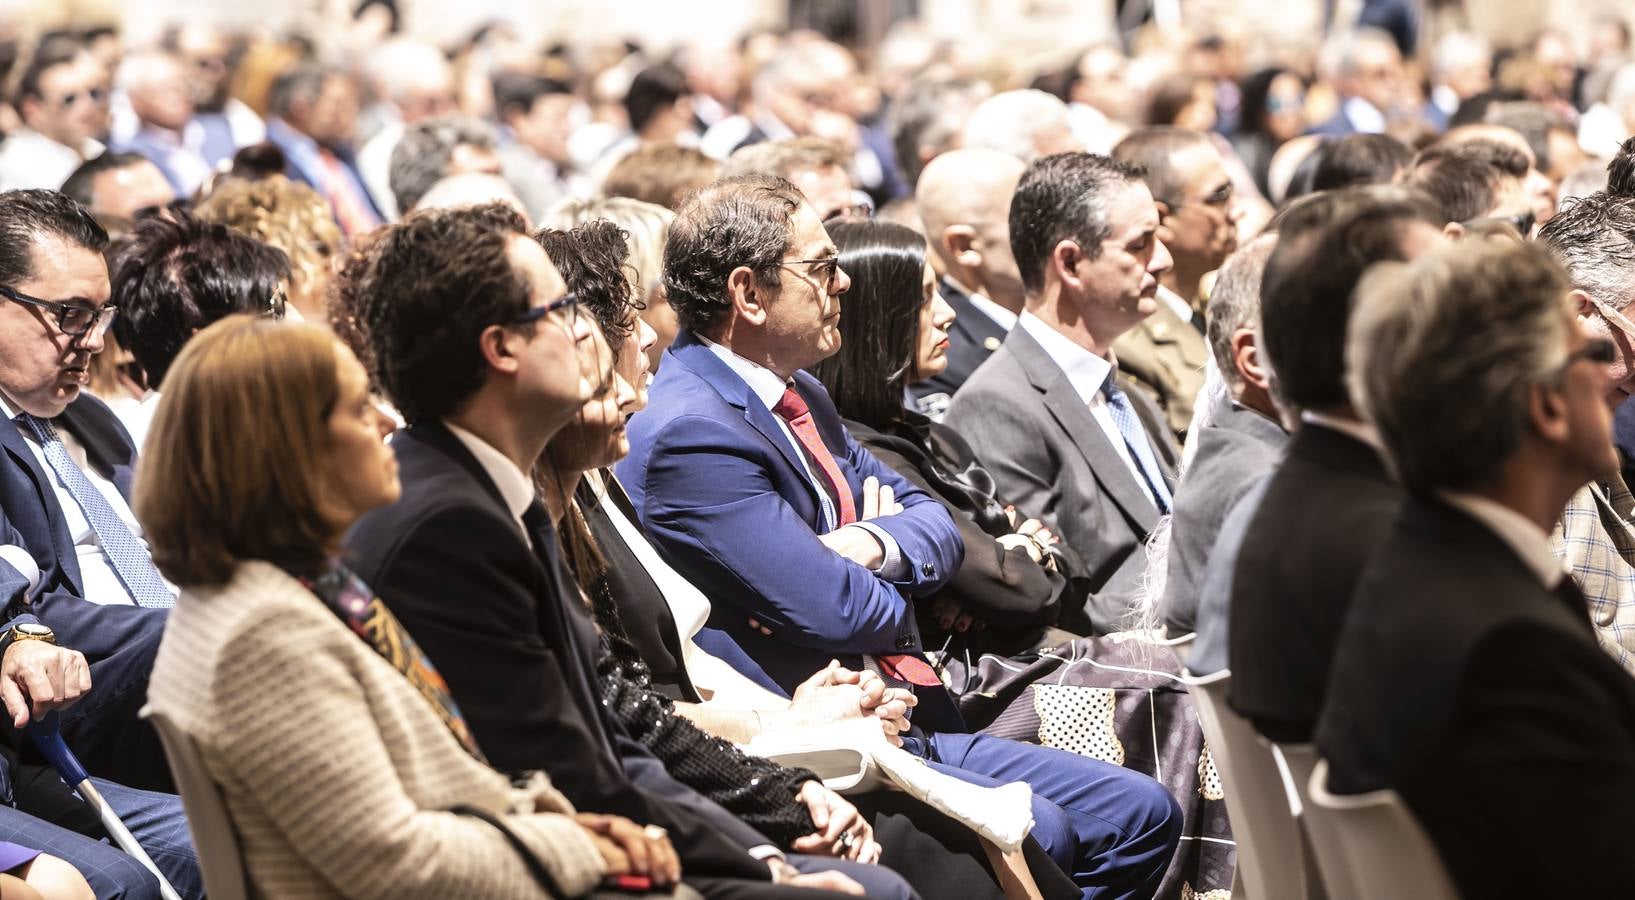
[543,196,674,304]
[196,175,342,319]
[136,316,343,587]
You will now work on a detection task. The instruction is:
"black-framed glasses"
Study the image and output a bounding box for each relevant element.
[0,285,118,339]
[266,284,288,320]
[1163,181,1234,214]
[1464,210,1536,237]
[779,256,842,289]
[43,87,105,108]
[509,292,579,326]
[1564,337,1618,370]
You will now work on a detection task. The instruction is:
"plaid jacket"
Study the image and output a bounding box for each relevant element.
[1552,474,1635,676]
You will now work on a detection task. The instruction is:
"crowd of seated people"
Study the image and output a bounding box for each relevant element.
[1,7,1635,899]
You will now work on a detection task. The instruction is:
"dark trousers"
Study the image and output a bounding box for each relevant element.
[906,732,1183,900]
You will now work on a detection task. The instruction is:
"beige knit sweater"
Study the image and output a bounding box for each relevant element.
[144,560,607,899]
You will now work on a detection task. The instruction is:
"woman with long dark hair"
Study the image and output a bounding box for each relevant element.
[1230,67,1310,199]
[809,219,1089,660]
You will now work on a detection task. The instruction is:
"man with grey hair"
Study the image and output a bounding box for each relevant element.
[264,64,381,235]
[889,76,989,189]
[356,39,459,220]
[722,137,862,221]
[959,90,1084,164]
[111,50,233,197]
[1312,27,1407,137]
[1538,190,1635,674]
[910,148,1027,416]
[1318,239,1635,898]
[387,115,503,221]
[1159,234,1285,636]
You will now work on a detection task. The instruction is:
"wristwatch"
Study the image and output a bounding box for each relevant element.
[9,623,55,645]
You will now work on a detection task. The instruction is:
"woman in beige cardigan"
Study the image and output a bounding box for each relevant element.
[137,316,682,899]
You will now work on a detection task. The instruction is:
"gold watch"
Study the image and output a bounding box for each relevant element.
[9,623,55,645]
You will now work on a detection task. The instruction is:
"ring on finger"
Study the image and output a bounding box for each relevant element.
[643,824,669,841]
[838,832,856,852]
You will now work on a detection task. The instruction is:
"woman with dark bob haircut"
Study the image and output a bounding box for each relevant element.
[809,219,1091,660]
[136,315,670,899]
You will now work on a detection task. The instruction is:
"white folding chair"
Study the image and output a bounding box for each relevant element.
[1154,631,1196,668]
[144,708,250,900]
[1181,669,1312,900]
[1303,759,1458,900]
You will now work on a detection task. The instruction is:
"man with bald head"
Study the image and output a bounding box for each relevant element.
[910,148,1027,416]
[960,90,1085,164]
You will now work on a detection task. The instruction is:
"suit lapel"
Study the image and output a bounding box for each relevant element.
[1006,328,1161,532]
[0,413,83,595]
[941,279,1008,348]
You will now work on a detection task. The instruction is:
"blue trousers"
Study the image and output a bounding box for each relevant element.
[0,776,202,900]
[904,732,1181,900]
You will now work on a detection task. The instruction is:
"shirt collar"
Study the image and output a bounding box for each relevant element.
[442,420,535,523]
[1438,491,1567,588]
[1156,285,1195,324]
[697,333,788,410]
[1343,96,1387,134]
[965,290,1019,331]
[1018,311,1113,407]
[1299,409,1382,450]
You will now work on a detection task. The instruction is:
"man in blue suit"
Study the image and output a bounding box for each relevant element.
[620,174,1182,899]
[0,189,202,897]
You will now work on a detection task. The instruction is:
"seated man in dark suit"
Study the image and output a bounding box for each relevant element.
[1319,239,1635,897]
[0,189,205,897]
[1225,185,1446,742]
[619,174,1181,900]
[342,203,900,900]
[1160,233,1285,635]
[909,149,1028,418]
[945,153,1180,634]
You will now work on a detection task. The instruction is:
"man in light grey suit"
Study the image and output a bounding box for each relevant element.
[946,152,1179,634]
[1159,233,1287,635]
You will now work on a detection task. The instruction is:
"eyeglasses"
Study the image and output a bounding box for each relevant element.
[1165,181,1234,214]
[266,284,288,320]
[509,292,579,326]
[1560,337,1618,376]
[1463,211,1536,238]
[42,87,105,108]
[0,285,118,339]
[779,256,842,290]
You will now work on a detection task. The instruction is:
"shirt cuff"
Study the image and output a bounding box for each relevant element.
[852,522,906,580]
[748,844,785,862]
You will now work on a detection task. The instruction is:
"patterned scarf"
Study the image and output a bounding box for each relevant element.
[300,564,487,762]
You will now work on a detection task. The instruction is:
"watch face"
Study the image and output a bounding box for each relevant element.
[16,624,51,637]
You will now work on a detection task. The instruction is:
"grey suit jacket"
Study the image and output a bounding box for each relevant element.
[1160,395,1288,634]
[945,325,1178,633]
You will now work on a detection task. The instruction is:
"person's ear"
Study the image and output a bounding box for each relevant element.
[726,265,770,326]
[1051,238,1084,291]
[1571,288,1597,321]
[1442,220,1466,241]
[477,323,521,375]
[943,225,980,269]
[1530,378,1571,446]
[1232,327,1271,391]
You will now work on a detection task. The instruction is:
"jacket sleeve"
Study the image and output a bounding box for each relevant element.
[638,413,927,653]
[206,603,607,900]
[596,635,818,848]
[836,419,965,598]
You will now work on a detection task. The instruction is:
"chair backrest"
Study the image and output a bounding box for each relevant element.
[1182,669,1309,900]
[1157,631,1196,669]
[1303,759,1459,900]
[143,707,250,900]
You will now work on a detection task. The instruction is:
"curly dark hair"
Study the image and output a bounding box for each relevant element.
[533,219,640,357]
[354,202,534,423]
[663,174,802,333]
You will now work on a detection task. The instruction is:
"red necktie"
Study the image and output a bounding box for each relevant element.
[773,386,856,526]
[772,386,941,689]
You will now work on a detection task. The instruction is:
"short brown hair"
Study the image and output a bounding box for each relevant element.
[602,143,720,210]
[722,137,848,182]
[136,316,344,587]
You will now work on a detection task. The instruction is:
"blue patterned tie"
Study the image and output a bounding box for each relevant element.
[16,415,174,608]
[1100,377,1173,514]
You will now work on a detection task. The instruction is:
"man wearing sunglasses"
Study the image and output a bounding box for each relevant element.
[0,44,107,192]
[0,189,204,896]
[1540,190,1635,676]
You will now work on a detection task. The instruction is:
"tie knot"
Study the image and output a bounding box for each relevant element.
[15,413,54,444]
[1100,372,1125,402]
[773,385,810,422]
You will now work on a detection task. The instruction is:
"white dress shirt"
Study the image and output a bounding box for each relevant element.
[965,290,1019,332]
[1016,311,1154,503]
[0,129,102,191]
[1299,409,1383,450]
[1439,492,1568,588]
[1156,285,1195,326]
[444,421,535,542]
[106,390,161,453]
[698,336,906,579]
[0,393,165,605]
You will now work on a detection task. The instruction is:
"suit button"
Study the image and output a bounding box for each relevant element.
[896,635,915,649]
[983,336,1002,351]
[920,562,935,578]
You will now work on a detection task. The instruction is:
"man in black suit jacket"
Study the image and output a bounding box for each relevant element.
[1318,238,1635,896]
[909,149,1027,417]
[1226,186,1445,742]
[946,153,1180,633]
[342,203,898,899]
[1161,234,1284,634]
